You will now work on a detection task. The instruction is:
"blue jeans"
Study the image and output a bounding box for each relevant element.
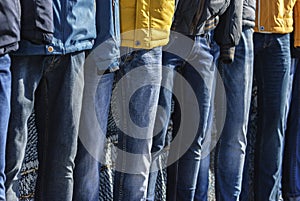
[113,47,162,201]
[0,54,11,201]
[167,90,212,201]
[253,33,291,201]
[283,58,300,201]
[165,31,219,201]
[73,71,114,201]
[214,27,254,201]
[5,52,85,201]
[146,59,175,201]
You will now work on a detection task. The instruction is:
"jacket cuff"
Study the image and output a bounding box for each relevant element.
[219,45,235,64]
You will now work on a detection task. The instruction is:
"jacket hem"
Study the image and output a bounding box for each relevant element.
[121,38,169,49]
[13,40,94,55]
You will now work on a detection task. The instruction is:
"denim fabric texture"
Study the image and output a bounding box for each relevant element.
[215,26,254,201]
[5,52,85,201]
[164,30,219,201]
[73,72,114,201]
[167,71,213,201]
[113,47,162,201]
[283,58,300,201]
[253,33,291,201]
[73,0,120,199]
[0,54,11,201]
[146,62,175,201]
[91,0,120,73]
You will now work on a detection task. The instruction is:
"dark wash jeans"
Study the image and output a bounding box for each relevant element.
[0,54,11,201]
[73,72,114,201]
[5,52,85,201]
[283,58,300,201]
[252,33,291,201]
[165,31,219,201]
[113,47,162,201]
[215,27,254,201]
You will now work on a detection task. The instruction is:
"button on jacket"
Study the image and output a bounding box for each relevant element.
[255,0,297,33]
[15,0,97,55]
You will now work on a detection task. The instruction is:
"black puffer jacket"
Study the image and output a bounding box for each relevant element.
[0,0,20,55]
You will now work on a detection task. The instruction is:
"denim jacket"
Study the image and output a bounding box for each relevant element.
[89,0,120,73]
[15,0,97,55]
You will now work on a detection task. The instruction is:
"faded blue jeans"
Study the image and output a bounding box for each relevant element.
[113,47,162,201]
[283,58,300,201]
[165,31,219,201]
[214,26,254,201]
[5,52,85,201]
[0,54,11,201]
[146,60,175,201]
[73,70,114,201]
[253,33,291,201]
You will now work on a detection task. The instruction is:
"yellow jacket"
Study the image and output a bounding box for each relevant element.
[119,0,174,49]
[254,0,297,33]
[294,0,300,47]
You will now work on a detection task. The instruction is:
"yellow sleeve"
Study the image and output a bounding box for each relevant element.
[294,0,300,47]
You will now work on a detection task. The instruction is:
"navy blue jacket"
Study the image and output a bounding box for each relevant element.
[16,0,97,55]
[0,0,20,55]
[20,0,53,45]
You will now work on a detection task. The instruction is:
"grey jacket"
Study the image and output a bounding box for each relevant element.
[214,0,256,63]
[243,0,256,27]
[171,0,230,36]
[171,0,246,63]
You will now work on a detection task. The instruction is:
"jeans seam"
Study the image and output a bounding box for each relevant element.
[215,137,222,200]
[215,62,224,200]
[117,66,129,201]
[44,55,62,74]
[39,77,49,200]
[291,122,299,195]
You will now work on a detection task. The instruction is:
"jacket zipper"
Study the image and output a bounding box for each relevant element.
[190,0,205,35]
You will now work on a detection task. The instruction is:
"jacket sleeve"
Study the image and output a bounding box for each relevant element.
[294,0,300,47]
[89,0,120,74]
[214,0,243,64]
